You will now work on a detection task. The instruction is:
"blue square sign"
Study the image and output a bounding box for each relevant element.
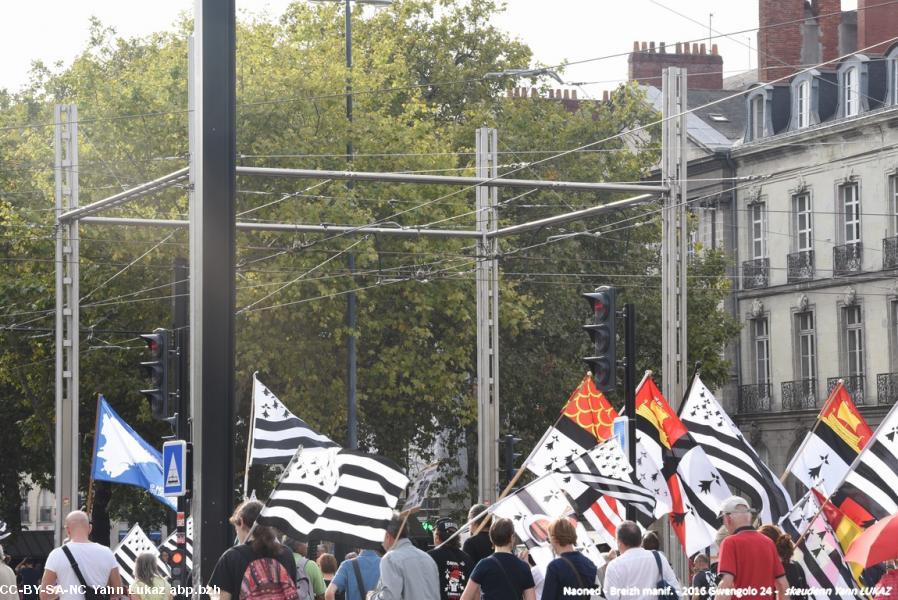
[163,440,187,497]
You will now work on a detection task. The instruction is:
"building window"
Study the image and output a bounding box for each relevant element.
[893,58,898,105]
[794,192,812,251]
[843,305,865,377]
[892,300,898,371]
[796,311,816,381]
[20,504,29,524]
[845,67,859,117]
[38,506,52,523]
[841,182,861,244]
[751,96,765,139]
[751,202,767,259]
[797,81,811,128]
[753,317,771,386]
[891,174,898,234]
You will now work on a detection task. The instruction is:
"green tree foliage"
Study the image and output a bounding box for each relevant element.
[0,0,738,525]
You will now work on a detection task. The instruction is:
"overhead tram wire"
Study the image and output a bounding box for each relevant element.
[0,0,895,135]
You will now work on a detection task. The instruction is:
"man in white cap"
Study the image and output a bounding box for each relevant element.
[714,496,788,600]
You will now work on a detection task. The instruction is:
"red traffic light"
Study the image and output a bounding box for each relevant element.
[170,550,184,564]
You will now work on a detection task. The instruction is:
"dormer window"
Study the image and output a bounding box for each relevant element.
[750,96,765,139]
[797,81,811,128]
[845,67,859,116]
[888,45,898,105]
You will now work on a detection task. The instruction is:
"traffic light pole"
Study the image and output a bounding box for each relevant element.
[172,257,190,592]
[623,303,637,522]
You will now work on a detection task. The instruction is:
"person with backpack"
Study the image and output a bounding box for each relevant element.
[328,548,380,600]
[459,518,536,600]
[603,521,680,600]
[283,539,324,600]
[208,500,298,600]
[540,518,598,600]
[39,510,123,600]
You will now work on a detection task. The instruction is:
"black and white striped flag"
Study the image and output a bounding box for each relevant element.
[114,524,170,585]
[249,375,339,466]
[557,438,657,527]
[780,491,858,600]
[831,399,898,520]
[159,516,193,572]
[258,447,409,549]
[680,376,792,524]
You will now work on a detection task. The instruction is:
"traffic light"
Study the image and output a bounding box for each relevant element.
[168,547,186,578]
[140,328,170,420]
[502,434,522,484]
[582,286,617,393]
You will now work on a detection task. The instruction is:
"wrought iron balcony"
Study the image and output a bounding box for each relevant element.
[742,258,769,290]
[781,379,818,410]
[877,372,898,405]
[827,375,866,405]
[833,242,862,275]
[884,236,898,270]
[787,250,815,283]
[738,383,772,413]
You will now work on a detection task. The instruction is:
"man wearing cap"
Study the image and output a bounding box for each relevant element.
[714,496,788,600]
[428,518,472,600]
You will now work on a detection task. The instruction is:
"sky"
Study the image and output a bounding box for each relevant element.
[0,0,859,96]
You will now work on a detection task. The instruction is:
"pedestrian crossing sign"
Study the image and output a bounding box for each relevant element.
[163,440,187,497]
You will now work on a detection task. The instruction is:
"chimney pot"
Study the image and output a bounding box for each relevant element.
[711,43,719,55]
[700,43,706,54]
[693,43,700,54]
[660,42,667,53]
[571,90,577,99]
[675,42,682,53]
[563,89,570,99]
[531,87,538,98]
[603,90,610,102]
[641,41,648,51]
[649,41,656,52]
[633,41,640,51]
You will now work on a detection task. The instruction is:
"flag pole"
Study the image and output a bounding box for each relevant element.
[477,372,596,534]
[779,379,844,483]
[245,444,304,543]
[675,362,702,418]
[794,395,898,541]
[86,393,104,514]
[243,372,259,500]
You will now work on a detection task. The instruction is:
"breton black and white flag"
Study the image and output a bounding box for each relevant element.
[780,491,858,600]
[557,438,657,527]
[249,374,339,465]
[680,376,792,524]
[258,446,409,549]
[115,524,170,585]
[831,399,898,520]
[159,516,193,572]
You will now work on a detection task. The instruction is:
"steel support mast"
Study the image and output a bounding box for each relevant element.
[54,104,80,544]
[661,66,688,575]
[475,128,500,503]
[191,0,237,582]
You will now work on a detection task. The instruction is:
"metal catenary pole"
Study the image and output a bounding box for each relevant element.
[661,65,689,578]
[624,302,637,522]
[54,104,80,545]
[475,128,501,503]
[190,0,237,582]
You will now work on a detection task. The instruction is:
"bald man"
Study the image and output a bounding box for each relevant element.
[40,511,122,600]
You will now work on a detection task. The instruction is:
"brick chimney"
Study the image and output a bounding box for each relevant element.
[758,0,804,82]
[814,0,843,63]
[628,40,723,90]
[858,0,898,54]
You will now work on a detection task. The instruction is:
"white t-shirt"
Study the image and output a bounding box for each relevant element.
[45,542,119,600]
[603,548,681,600]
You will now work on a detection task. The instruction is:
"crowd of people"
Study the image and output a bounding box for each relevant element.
[10,495,898,600]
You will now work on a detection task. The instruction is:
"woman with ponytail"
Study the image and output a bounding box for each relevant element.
[209,499,298,600]
[758,524,808,593]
